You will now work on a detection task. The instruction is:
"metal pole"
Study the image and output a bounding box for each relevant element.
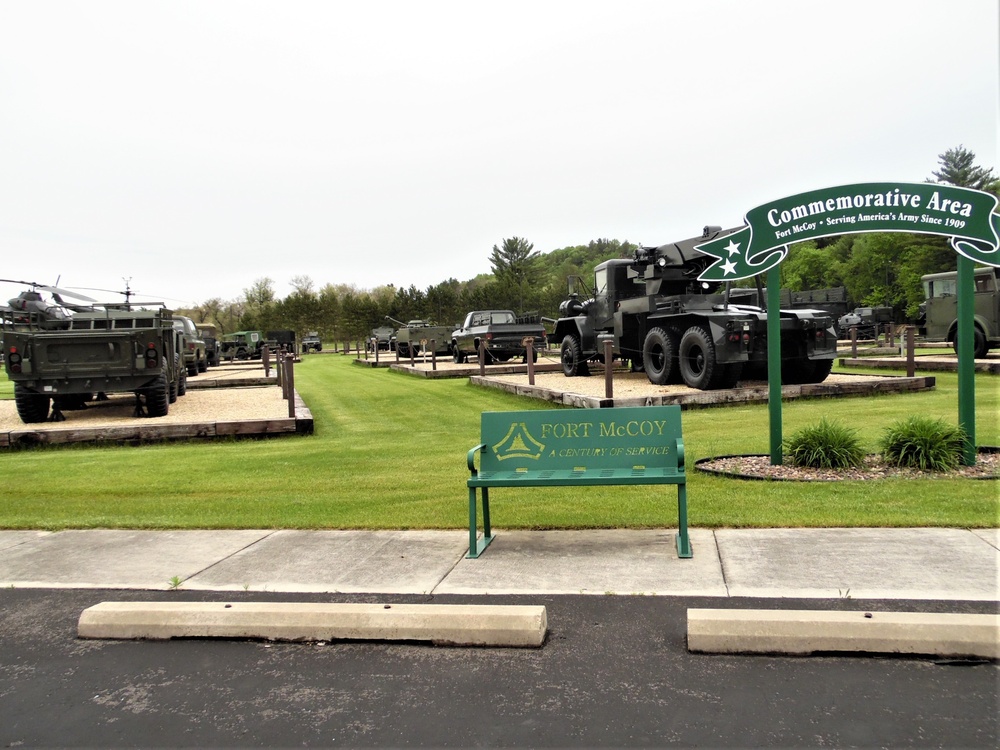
[767,265,783,465]
[262,345,271,377]
[430,340,437,371]
[956,255,976,465]
[851,326,857,356]
[478,340,486,377]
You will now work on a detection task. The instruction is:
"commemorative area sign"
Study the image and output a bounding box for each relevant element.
[691,181,1000,465]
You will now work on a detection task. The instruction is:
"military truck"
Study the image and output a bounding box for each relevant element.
[385,317,453,357]
[301,331,322,353]
[918,266,999,358]
[553,225,838,390]
[197,324,220,367]
[174,315,206,375]
[267,330,296,354]
[366,326,394,352]
[837,306,893,341]
[220,330,266,360]
[450,310,548,364]
[2,297,183,422]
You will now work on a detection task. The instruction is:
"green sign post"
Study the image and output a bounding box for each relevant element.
[694,182,1000,465]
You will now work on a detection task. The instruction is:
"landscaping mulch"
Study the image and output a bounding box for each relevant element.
[695,451,999,481]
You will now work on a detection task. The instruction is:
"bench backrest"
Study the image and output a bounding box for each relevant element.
[479,405,683,474]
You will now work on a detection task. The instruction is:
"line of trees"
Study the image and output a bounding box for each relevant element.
[181,147,998,342]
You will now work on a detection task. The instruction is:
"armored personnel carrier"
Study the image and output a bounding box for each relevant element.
[552,226,838,390]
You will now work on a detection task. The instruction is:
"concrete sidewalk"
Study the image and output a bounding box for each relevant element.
[0,527,997,600]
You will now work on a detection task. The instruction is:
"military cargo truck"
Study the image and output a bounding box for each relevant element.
[918,266,999,358]
[2,300,183,422]
[553,225,838,390]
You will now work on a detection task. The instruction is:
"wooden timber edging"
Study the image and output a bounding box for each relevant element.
[0,390,314,449]
[839,357,1000,374]
[389,361,566,379]
[469,375,937,410]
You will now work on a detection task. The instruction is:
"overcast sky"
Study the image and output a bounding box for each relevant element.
[1,0,997,308]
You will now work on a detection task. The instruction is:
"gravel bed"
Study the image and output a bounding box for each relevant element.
[486,368,894,399]
[696,452,999,481]
[0,386,291,431]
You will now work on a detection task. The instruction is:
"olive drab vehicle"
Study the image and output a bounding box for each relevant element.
[1,280,184,423]
[918,265,1000,358]
[552,226,839,390]
[384,317,452,357]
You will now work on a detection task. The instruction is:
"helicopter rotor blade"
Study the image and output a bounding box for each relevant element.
[0,278,98,303]
[41,286,97,302]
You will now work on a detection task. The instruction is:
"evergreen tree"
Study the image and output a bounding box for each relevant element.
[930,145,1000,195]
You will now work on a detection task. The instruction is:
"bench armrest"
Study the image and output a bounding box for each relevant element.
[676,437,685,471]
[467,443,487,475]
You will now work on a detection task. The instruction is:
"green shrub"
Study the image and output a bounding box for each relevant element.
[879,416,968,471]
[784,418,865,469]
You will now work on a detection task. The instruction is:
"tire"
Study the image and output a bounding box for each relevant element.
[781,356,832,385]
[805,358,834,384]
[169,376,178,403]
[678,326,727,390]
[452,345,465,364]
[198,357,207,373]
[560,334,590,377]
[178,370,187,396]
[144,373,169,417]
[953,327,989,359]
[14,385,50,423]
[642,327,680,385]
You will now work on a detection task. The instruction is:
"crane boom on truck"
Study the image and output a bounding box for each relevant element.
[552,225,839,390]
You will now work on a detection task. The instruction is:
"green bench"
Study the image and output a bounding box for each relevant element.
[466,405,691,559]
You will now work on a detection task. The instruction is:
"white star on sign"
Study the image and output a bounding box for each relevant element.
[722,259,738,275]
[725,240,741,256]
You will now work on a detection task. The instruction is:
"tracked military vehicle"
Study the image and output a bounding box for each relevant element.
[2,289,183,422]
[553,226,838,390]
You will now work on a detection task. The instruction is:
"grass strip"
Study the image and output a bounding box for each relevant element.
[0,356,996,530]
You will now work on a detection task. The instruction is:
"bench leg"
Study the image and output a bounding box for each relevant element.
[467,486,495,559]
[675,483,692,558]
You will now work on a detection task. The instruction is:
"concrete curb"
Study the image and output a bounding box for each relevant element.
[687,609,1000,658]
[78,601,547,647]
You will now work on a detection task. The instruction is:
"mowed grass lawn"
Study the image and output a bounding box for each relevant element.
[0,355,997,530]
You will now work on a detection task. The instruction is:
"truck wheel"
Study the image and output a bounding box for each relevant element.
[560,335,590,377]
[678,326,725,390]
[178,370,187,396]
[198,357,207,373]
[452,346,465,364]
[14,385,50,423]
[952,327,988,359]
[144,373,170,417]
[643,327,680,385]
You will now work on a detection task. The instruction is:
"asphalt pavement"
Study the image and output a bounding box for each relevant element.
[1,527,998,748]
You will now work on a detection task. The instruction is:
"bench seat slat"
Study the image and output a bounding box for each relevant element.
[470,468,684,487]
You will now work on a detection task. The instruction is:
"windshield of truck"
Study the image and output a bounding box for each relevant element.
[594,267,607,297]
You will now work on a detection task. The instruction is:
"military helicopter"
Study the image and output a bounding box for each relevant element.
[0,278,97,327]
